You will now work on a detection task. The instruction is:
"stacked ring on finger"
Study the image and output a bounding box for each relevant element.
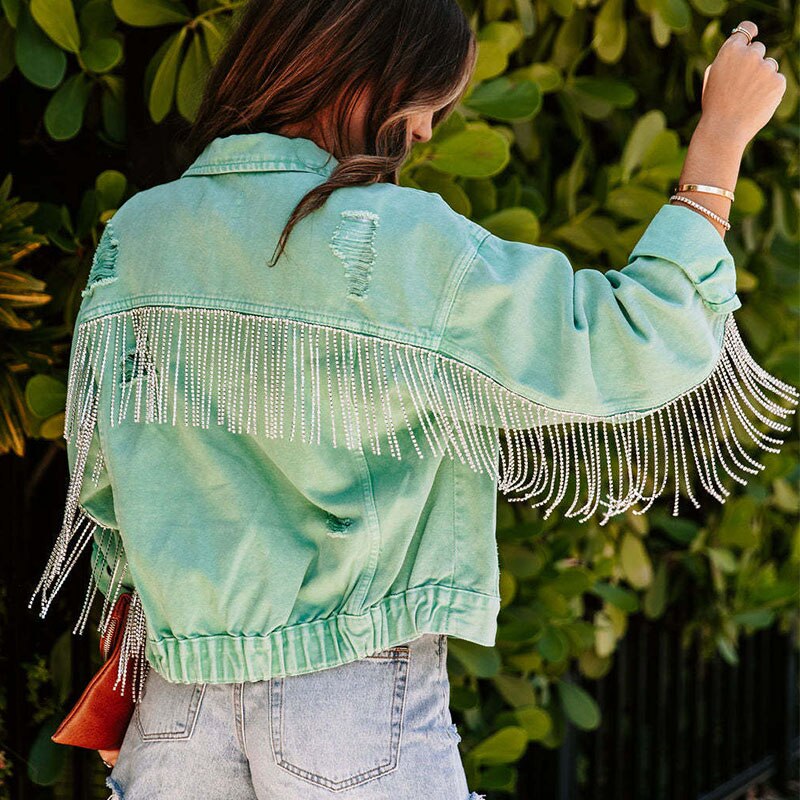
[731,25,754,44]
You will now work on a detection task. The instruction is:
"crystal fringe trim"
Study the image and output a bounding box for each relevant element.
[27,501,150,701]
[62,305,800,525]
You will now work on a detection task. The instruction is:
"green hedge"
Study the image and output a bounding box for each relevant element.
[2,0,798,797]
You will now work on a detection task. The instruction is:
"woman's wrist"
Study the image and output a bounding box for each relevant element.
[670,118,746,238]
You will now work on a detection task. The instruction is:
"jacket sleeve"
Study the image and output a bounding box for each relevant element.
[439,201,798,523]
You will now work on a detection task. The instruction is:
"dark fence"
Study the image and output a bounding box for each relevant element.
[519,614,799,800]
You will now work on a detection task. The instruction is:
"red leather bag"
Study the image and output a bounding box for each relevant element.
[51,591,136,750]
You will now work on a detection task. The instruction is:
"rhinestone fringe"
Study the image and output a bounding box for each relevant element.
[57,307,800,524]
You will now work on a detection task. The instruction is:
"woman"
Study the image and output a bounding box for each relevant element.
[28,1,794,798]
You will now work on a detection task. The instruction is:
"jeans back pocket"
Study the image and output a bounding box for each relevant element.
[269,645,410,791]
[134,666,207,741]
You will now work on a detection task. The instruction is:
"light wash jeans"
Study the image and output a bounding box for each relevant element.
[106,633,486,799]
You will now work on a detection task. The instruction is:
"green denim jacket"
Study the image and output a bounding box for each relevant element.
[28,132,798,699]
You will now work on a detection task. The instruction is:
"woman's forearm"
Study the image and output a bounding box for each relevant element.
[669,118,747,240]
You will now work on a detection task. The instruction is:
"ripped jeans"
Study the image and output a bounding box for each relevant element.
[106,633,485,800]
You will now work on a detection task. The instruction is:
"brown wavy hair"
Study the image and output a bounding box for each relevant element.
[183,0,477,266]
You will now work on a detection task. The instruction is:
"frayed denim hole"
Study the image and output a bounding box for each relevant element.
[468,793,487,800]
[82,222,120,299]
[105,774,125,799]
[325,513,353,537]
[329,210,379,300]
[446,722,461,743]
[119,345,156,385]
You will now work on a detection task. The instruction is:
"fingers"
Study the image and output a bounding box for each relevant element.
[727,20,758,46]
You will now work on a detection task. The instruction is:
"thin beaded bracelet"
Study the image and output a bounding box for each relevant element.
[669,193,731,231]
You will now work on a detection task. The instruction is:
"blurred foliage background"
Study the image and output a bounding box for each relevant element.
[1,0,798,797]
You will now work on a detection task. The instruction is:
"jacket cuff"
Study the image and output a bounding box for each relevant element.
[627,202,742,315]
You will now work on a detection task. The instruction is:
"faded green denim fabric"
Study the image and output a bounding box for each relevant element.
[29,132,798,693]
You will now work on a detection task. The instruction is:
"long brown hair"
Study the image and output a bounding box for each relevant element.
[184,0,477,266]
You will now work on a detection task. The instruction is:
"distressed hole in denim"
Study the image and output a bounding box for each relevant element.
[105,775,125,799]
[329,210,379,300]
[120,344,158,385]
[325,513,353,537]
[446,722,461,743]
[82,221,119,298]
[468,794,487,800]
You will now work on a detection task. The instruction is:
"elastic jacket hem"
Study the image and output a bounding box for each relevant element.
[144,584,500,684]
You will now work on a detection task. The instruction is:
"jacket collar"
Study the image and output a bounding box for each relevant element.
[181,132,339,178]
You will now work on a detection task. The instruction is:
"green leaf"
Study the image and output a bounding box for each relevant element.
[652,511,699,544]
[606,185,667,220]
[557,680,601,730]
[732,609,775,629]
[716,496,759,549]
[31,0,81,52]
[621,110,666,180]
[465,77,541,121]
[654,0,691,29]
[49,630,73,704]
[472,39,508,82]
[716,636,738,666]
[464,178,497,218]
[479,764,517,790]
[44,71,91,140]
[689,0,725,13]
[95,169,126,209]
[480,207,540,244]
[708,547,737,574]
[479,21,524,55]
[200,17,227,61]
[447,638,502,678]
[620,533,653,589]
[429,128,509,178]
[569,76,636,119]
[593,582,640,613]
[593,0,626,64]
[0,18,15,81]
[643,560,668,619]
[2,0,20,27]
[732,177,765,216]
[515,705,552,740]
[112,0,191,26]
[25,374,67,418]
[148,27,186,123]
[176,31,210,121]
[15,2,67,88]
[27,716,67,785]
[493,674,538,708]
[514,0,535,35]
[40,412,65,439]
[80,35,122,73]
[469,726,528,764]
[79,0,118,40]
[101,74,125,142]
[537,626,569,663]
[550,568,592,597]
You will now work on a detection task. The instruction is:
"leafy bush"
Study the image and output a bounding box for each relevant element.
[3,0,798,796]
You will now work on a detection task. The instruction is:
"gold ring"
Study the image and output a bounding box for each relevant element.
[764,56,779,71]
[731,25,753,45]
[102,759,113,769]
